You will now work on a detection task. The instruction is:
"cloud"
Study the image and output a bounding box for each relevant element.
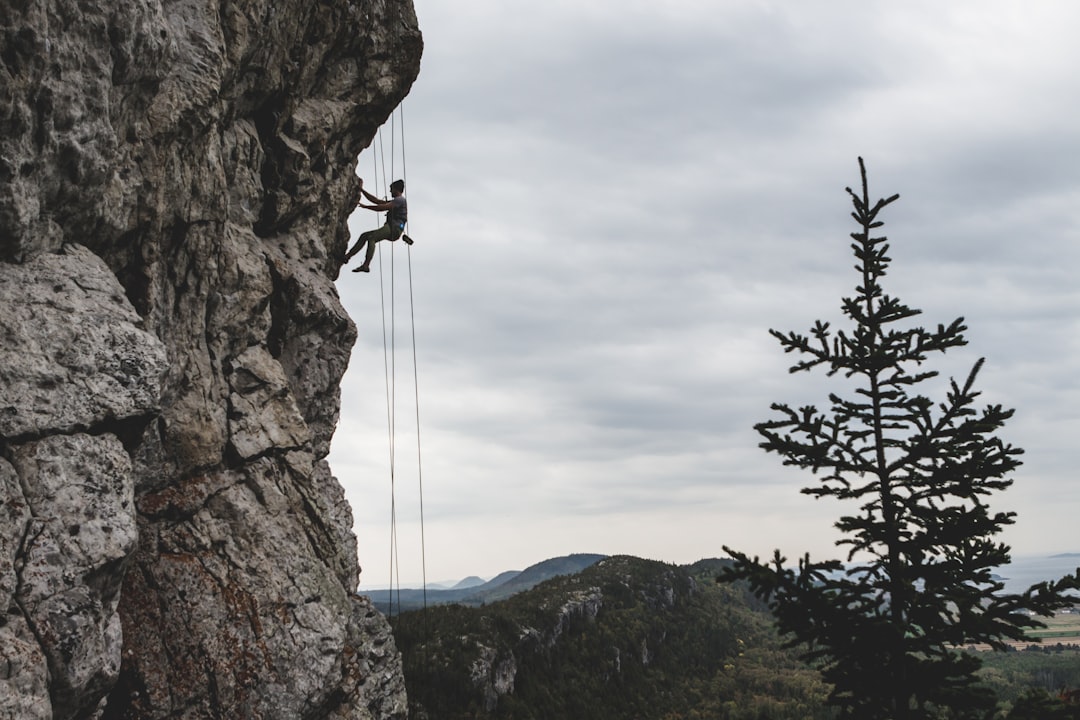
[334,0,1080,586]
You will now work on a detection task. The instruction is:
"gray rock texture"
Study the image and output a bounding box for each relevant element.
[0,0,422,717]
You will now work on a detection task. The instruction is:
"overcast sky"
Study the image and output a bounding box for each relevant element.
[329,1,1080,588]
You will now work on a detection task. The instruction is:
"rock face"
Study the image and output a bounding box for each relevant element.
[1,0,422,717]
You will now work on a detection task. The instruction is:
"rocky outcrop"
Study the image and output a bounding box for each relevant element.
[393,557,719,718]
[1,0,421,717]
[465,587,604,712]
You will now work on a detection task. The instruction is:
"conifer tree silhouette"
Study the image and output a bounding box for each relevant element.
[722,158,1079,719]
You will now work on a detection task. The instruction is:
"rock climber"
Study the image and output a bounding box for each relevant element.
[345,178,412,273]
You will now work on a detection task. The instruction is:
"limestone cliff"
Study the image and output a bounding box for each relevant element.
[0,0,421,718]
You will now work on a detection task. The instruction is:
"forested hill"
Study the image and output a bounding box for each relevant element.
[389,555,832,719]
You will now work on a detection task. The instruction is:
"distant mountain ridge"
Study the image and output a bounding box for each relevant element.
[365,552,1080,615]
[364,553,607,613]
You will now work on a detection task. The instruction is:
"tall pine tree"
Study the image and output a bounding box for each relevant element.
[722,158,1078,719]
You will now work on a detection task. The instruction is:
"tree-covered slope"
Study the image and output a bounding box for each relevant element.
[390,555,832,719]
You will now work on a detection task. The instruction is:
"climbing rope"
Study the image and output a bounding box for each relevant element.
[399,102,430,617]
[368,103,427,619]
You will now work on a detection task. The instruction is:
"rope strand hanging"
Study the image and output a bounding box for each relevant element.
[398,102,429,615]
[367,103,426,619]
